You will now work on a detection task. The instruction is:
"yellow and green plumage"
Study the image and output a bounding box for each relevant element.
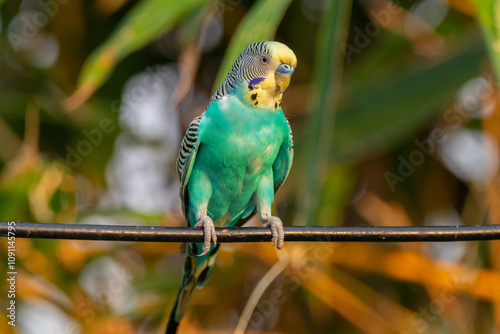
[167,41,297,333]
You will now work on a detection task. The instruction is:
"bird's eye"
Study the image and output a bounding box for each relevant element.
[260,56,268,63]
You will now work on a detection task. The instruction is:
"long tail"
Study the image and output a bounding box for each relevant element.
[165,243,220,334]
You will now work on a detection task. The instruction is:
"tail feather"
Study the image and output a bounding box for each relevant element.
[165,243,220,334]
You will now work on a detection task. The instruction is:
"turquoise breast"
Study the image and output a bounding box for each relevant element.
[190,95,287,226]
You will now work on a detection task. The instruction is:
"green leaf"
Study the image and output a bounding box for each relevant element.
[295,0,353,226]
[317,164,356,227]
[471,0,500,79]
[66,0,207,110]
[212,0,293,91]
[331,41,486,163]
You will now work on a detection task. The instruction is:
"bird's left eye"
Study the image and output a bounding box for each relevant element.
[260,56,268,64]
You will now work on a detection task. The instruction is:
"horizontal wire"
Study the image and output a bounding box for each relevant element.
[1,221,500,243]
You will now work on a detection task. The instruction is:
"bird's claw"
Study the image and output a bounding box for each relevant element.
[262,216,284,250]
[194,215,217,256]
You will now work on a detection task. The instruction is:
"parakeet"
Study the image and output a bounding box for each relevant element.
[166,41,296,333]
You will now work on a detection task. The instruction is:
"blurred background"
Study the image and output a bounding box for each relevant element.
[1,0,500,333]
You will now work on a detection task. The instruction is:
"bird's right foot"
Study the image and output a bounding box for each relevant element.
[194,215,217,256]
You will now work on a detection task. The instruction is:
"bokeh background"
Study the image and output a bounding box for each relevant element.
[1,0,500,333]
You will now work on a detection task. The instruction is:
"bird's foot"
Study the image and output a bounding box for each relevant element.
[194,215,217,256]
[262,216,284,250]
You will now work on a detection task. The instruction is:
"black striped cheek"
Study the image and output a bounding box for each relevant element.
[250,93,258,106]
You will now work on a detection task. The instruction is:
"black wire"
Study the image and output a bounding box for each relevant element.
[2,221,500,243]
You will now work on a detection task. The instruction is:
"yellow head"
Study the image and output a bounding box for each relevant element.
[212,41,297,111]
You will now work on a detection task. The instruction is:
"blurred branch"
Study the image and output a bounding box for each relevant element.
[234,249,289,334]
[173,3,218,104]
[2,102,40,181]
[2,222,500,242]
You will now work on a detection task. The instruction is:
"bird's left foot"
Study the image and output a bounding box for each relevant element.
[262,216,284,250]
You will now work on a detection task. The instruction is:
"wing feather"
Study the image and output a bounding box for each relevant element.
[273,119,294,192]
[177,115,203,216]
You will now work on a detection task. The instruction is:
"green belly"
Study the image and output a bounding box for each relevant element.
[194,136,279,226]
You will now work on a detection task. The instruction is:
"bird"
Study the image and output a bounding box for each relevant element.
[166,40,296,333]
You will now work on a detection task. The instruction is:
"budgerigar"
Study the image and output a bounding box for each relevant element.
[166,41,296,333]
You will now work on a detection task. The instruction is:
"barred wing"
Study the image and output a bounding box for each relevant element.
[176,115,203,216]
